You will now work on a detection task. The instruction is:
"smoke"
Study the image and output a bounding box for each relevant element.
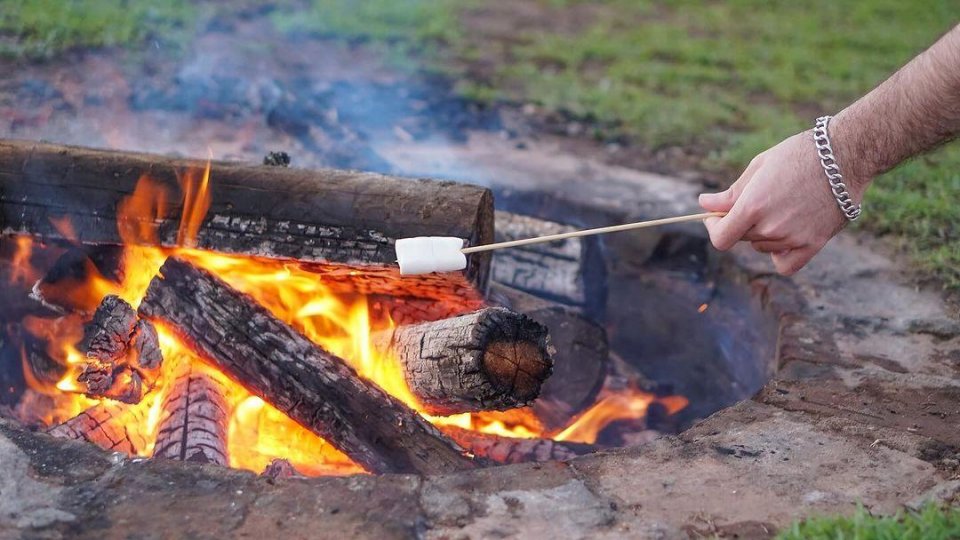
[0,5,498,180]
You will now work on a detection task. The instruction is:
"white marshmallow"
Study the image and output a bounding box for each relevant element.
[395,237,467,276]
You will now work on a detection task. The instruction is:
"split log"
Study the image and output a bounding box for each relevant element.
[441,426,595,464]
[47,401,150,455]
[76,295,163,403]
[492,211,607,320]
[372,307,553,416]
[138,256,480,475]
[489,283,608,430]
[152,364,229,466]
[0,139,494,291]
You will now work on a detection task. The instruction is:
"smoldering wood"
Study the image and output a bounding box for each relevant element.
[372,307,553,416]
[131,320,162,371]
[77,365,144,404]
[0,139,494,290]
[367,293,484,325]
[153,365,229,466]
[82,295,137,364]
[138,256,480,475]
[77,296,163,403]
[492,211,607,320]
[294,262,487,319]
[441,426,595,464]
[47,401,149,455]
[489,283,608,431]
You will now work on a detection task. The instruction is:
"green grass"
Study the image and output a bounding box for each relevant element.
[2,0,957,288]
[777,504,960,540]
[0,0,195,59]
[270,0,960,289]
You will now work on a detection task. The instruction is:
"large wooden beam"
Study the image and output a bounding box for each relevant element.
[0,139,494,291]
[372,307,553,416]
[138,256,480,475]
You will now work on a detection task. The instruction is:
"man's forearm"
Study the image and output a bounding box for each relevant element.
[833,24,960,190]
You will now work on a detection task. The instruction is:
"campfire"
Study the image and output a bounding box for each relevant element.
[1,140,686,477]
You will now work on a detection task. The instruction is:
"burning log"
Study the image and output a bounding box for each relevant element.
[489,283,608,430]
[492,211,607,320]
[47,402,149,455]
[153,363,229,466]
[138,257,480,475]
[76,296,163,403]
[0,139,494,290]
[441,426,595,464]
[372,307,553,416]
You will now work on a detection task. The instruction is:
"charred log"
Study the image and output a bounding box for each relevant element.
[138,256,480,475]
[0,139,493,290]
[82,295,138,364]
[442,426,595,464]
[372,307,553,416]
[153,364,229,466]
[76,295,163,403]
[492,211,607,320]
[489,283,608,430]
[47,402,149,455]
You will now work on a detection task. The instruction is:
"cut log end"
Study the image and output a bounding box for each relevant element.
[374,307,553,416]
[482,339,552,404]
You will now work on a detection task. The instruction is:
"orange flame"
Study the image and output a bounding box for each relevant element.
[176,160,211,248]
[12,161,688,475]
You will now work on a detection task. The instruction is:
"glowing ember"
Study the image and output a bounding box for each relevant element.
[10,162,687,475]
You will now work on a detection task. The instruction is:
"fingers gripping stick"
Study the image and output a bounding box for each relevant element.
[395,212,725,276]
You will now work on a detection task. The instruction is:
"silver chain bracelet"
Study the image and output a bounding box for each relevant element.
[813,116,861,221]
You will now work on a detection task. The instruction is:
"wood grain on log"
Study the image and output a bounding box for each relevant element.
[492,211,607,320]
[138,256,479,475]
[0,139,493,290]
[153,363,229,466]
[372,307,553,416]
[489,283,608,430]
[441,426,594,464]
[47,401,149,455]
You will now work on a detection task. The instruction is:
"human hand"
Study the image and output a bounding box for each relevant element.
[698,130,867,275]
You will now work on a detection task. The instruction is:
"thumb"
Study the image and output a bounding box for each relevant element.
[699,189,736,212]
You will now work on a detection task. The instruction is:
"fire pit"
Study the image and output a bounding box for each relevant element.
[0,139,760,479]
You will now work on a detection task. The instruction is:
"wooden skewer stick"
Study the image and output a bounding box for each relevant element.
[396,211,726,275]
[460,212,725,254]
